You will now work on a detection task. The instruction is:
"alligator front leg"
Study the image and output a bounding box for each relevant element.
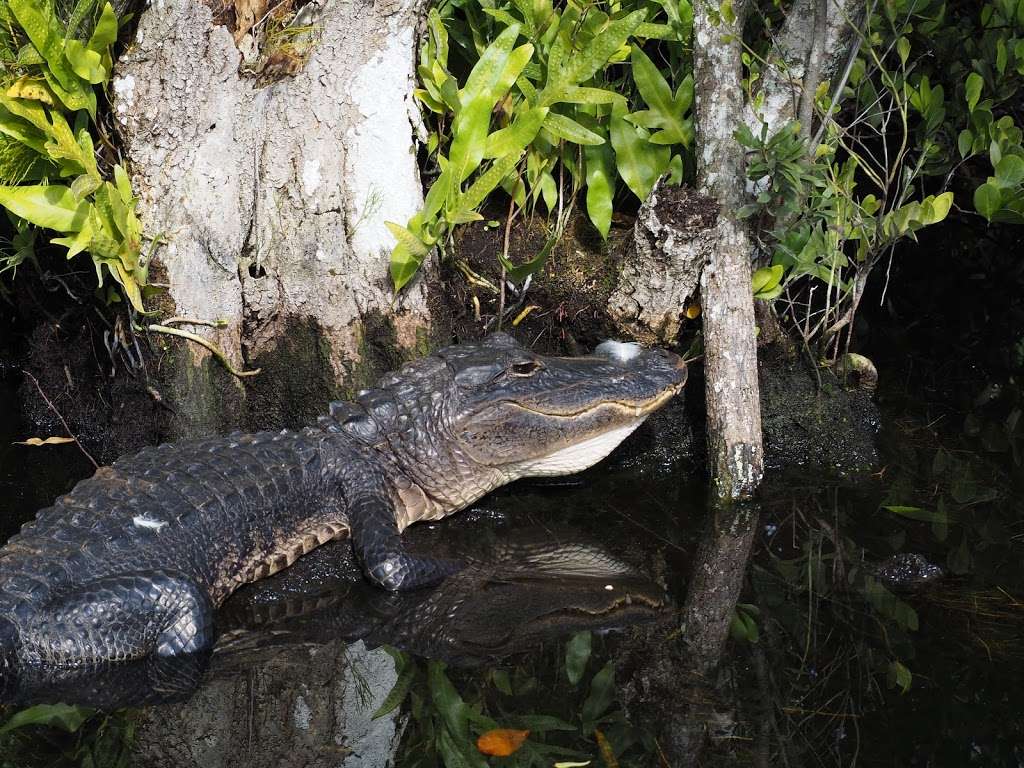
[345,479,462,592]
[18,571,214,666]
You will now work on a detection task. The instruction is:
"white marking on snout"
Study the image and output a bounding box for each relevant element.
[133,515,168,532]
[595,340,644,363]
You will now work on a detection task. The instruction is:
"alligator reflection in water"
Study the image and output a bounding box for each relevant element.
[5,524,667,766]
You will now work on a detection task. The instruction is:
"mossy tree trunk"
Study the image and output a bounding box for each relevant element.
[113,0,434,437]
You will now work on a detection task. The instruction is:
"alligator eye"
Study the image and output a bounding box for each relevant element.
[509,360,543,377]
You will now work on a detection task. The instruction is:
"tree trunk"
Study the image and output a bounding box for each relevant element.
[132,640,403,768]
[114,0,433,438]
[693,0,764,501]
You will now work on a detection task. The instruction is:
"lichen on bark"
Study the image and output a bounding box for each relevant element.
[114,0,433,437]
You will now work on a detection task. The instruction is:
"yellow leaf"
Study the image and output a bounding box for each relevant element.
[477,728,529,757]
[15,436,76,446]
[6,76,55,105]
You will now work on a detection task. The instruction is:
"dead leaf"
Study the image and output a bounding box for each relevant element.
[477,728,529,757]
[14,436,76,447]
[234,0,269,42]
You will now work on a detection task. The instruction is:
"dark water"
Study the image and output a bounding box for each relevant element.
[1,257,1023,766]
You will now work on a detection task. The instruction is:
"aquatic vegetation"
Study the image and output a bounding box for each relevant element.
[381,633,663,768]
[0,0,148,311]
[0,703,135,768]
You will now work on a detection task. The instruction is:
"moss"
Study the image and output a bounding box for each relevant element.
[240,316,342,432]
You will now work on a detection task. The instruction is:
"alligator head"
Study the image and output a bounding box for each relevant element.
[324,333,687,520]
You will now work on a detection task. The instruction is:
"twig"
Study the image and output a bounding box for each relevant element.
[497,196,516,332]
[148,325,261,378]
[21,370,99,469]
[160,316,230,329]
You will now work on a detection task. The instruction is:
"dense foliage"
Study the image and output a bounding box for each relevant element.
[0,0,145,311]
[393,0,1024,362]
[388,0,696,290]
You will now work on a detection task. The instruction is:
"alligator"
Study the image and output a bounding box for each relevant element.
[0,333,685,677]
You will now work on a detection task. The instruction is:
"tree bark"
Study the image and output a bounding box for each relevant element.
[114,0,433,438]
[607,182,718,343]
[132,640,403,768]
[748,0,864,136]
[694,0,764,501]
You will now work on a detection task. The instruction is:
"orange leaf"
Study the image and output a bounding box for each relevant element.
[476,728,530,757]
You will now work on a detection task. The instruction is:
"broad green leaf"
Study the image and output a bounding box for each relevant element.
[0,704,92,735]
[958,129,974,158]
[512,715,577,732]
[453,150,524,214]
[69,172,100,200]
[385,221,429,257]
[584,134,614,239]
[428,661,470,741]
[542,112,605,145]
[460,24,522,104]
[580,661,616,724]
[50,217,93,259]
[974,181,1002,220]
[896,36,910,65]
[631,47,693,145]
[0,184,89,231]
[498,235,554,282]
[543,10,645,105]
[63,40,105,85]
[449,41,534,184]
[390,242,421,292]
[372,657,416,719]
[449,97,496,185]
[557,86,623,105]
[751,264,783,297]
[9,0,94,115]
[921,192,953,224]
[565,630,592,685]
[483,106,548,159]
[965,72,983,112]
[881,505,949,524]
[610,99,670,200]
[995,154,1024,186]
[88,3,119,52]
[113,164,134,205]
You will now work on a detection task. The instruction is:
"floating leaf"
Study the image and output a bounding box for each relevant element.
[477,728,530,757]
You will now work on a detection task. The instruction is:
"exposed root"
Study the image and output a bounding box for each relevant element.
[148,324,261,378]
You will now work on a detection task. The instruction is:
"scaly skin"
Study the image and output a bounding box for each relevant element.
[0,333,685,676]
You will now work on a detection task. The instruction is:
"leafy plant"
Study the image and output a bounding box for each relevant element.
[380,635,658,768]
[0,703,135,768]
[389,0,696,291]
[0,0,148,311]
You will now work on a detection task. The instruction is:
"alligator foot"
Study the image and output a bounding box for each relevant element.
[346,481,464,591]
[19,571,215,666]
